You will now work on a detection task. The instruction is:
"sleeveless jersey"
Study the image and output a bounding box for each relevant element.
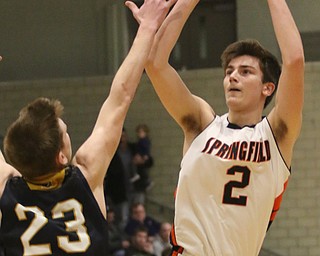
[0,165,108,256]
[171,114,290,256]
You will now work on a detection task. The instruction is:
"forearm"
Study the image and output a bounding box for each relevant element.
[88,25,158,165]
[267,0,304,64]
[111,24,157,102]
[92,24,157,138]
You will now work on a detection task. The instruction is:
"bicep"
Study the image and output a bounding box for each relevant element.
[267,63,304,166]
[147,65,208,129]
[269,62,304,140]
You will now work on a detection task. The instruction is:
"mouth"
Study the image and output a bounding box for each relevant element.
[228,88,241,92]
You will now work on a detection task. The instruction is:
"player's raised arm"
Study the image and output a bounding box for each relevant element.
[267,0,305,162]
[145,0,214,142]
[73,0,177,190]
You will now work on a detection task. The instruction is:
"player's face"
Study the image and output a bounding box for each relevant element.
[223,55,265,112]
[58,118,72,163]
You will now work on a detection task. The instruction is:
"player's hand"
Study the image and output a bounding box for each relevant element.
[125,0,177,30]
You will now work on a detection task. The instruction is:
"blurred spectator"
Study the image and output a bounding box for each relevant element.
[125,226,155,256]
[105,151,131,229]
[152,222,172,256]
[132,124,154,203]
[125,203,160,238]
[135,124,152,164]
[118,128,140,185]
[104,128,138,228]
[107,208,130,256]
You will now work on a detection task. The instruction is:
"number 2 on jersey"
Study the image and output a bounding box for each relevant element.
[222,166,251,206]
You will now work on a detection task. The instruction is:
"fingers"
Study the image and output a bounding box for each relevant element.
[125,1,138,14]
[125,1,141,23]
[0,56,2,61]
[127,0,177,26]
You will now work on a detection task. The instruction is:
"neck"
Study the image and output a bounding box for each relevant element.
[24,168,66,190]
[228,110,263,128]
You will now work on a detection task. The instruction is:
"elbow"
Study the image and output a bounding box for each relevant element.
[121,82,136,104]
[283,49,305,68]
[111,81,136,106]
[293,51,305,67]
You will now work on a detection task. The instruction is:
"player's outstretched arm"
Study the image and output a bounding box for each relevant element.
[73,0,176,191]
[267,0,305,164]
[145,0,214,140]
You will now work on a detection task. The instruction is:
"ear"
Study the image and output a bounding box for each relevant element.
[57,151,68,165]
[262,82,275,97]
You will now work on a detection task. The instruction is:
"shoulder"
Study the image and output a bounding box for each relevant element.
[0,160,20,198]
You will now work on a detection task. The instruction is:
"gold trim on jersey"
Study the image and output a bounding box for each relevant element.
[25,169,66,191]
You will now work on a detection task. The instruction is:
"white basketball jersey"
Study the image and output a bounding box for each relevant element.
[172,114,290,256]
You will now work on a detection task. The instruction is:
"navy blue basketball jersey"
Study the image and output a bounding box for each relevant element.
[0,165,108,255]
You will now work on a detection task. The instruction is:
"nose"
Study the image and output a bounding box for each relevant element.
[229,70,238,83]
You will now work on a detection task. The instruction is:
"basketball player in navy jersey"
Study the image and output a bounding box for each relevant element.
[143,0,304,255]
[0,0,176,254]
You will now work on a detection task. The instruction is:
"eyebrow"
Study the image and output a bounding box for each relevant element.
[226,64,256,70]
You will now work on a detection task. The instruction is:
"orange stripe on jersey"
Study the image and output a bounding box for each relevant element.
[270,180,289,222]
[170,224,184,255]
[170,224,178,246]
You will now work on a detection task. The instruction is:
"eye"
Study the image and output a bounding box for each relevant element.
[225,69,233,75]
[240,69,251,75]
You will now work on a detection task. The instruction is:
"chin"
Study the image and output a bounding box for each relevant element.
[227,102,246,113]
[226,98,240,108]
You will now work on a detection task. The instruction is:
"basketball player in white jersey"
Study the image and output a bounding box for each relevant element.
[142,0,304,255]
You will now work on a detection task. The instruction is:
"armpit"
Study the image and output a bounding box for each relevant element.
[181,114,202,134]
[273,118,288,142]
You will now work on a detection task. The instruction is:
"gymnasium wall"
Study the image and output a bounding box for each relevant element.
[2,1,320,82]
